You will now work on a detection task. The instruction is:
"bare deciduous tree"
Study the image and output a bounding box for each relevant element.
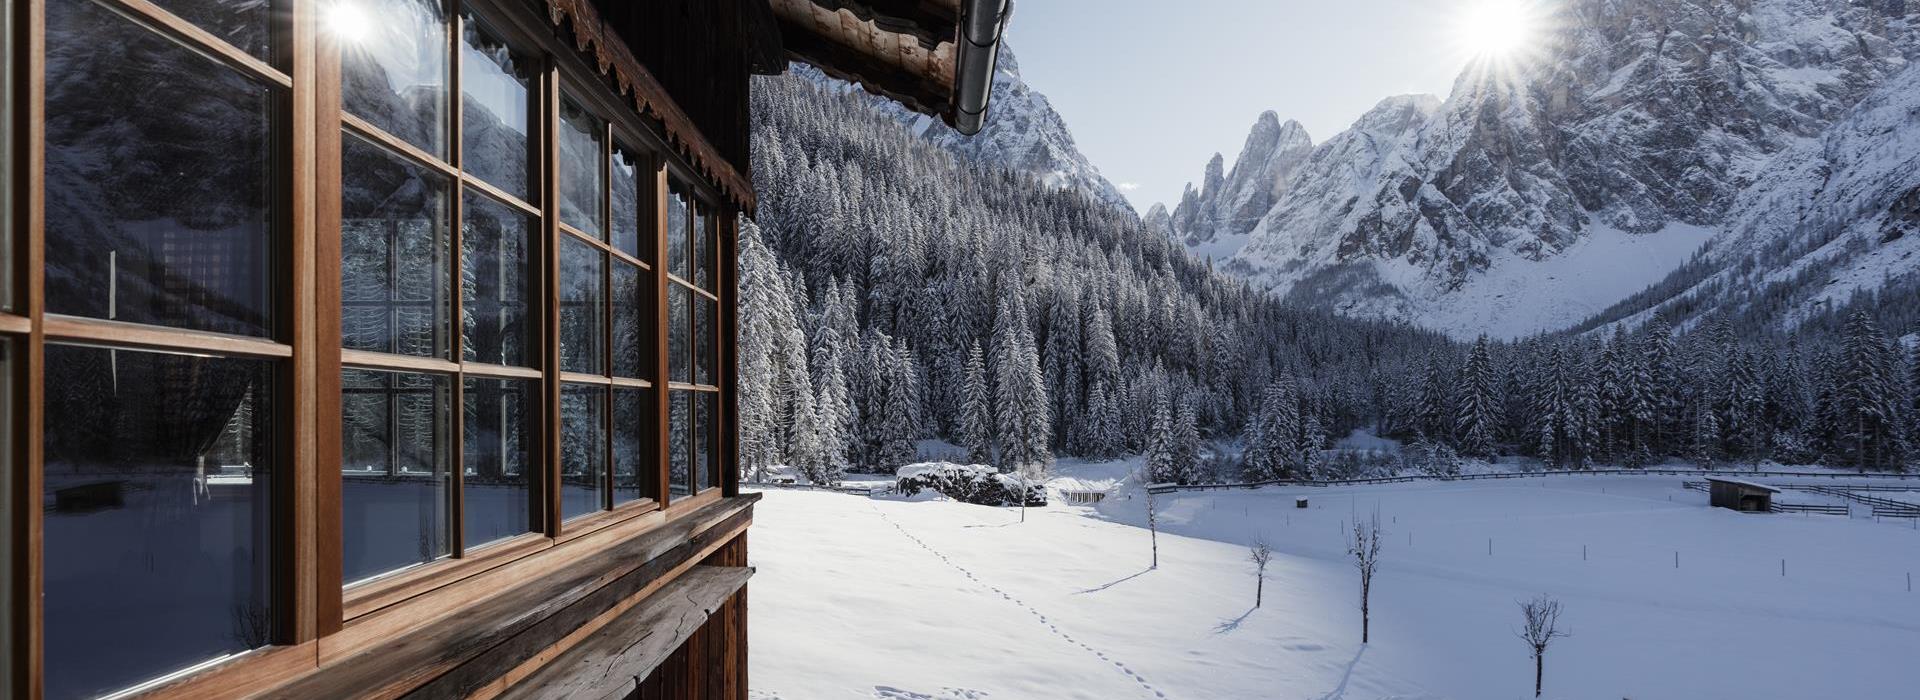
[1347,513,1383,643]
[1249,537,1274,608]
[1517,594,1571,698]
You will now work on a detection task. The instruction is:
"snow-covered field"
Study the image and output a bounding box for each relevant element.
[748,472,1920,699]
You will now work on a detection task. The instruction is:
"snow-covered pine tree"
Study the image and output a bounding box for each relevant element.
[1457,336,1499,459]
[961,341,993,465]
[1415,358,1453,445]
[1243,378,1301,481]
[1836,311,1907,470]
[992,292,1052,473]
[1172,398,1203,484]
[1144,390,1176,484]
[1720,347,1766,464]
[736,218,802,480]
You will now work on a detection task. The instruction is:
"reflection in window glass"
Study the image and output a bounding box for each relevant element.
[341,0,448,157]
[459,11,533,199]
[668,391,690,496]
[613,387,652,505]
[464,377,534,548]
[694,297,714,385]
[696,391,717,492]
[666,181,688,278]
[560,383,606,519]
[668,285,689,384]
[462,190,531,366]
[610,143,642,257]
[559,236,604,374]
[43,345,274,699]
[342,134,450,358]
[692,205,712,290]
[45,0,274,337]
[612,262,644,378]
[558,97,604,236]
[341,368,451,583]
[152,0,272,60]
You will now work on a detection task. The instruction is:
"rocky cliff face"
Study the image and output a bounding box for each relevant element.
[1166,112,1313,261]
[1166,0,1920,336]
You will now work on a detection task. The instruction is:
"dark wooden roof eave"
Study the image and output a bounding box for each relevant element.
[778,15,957,127]
[541,0,758,213]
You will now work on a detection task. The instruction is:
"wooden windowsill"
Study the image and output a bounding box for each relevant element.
[250,494,759,699]
[554,497,663,545]
[343,531,553,620]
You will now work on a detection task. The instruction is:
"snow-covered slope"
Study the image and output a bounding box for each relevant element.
[1582,57,1920,333]
[750,474,1920,699]
[804,45,1133,213]
[909,47,1134,212]
[1165,0,1920,337]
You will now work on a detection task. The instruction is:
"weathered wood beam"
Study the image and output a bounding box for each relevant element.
[801,0,958,50]
[497,566,754,700]
[778,15,955,120]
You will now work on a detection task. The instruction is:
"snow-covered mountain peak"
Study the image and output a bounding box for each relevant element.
[1164,110,1317,259]
[1183,0,1920,338]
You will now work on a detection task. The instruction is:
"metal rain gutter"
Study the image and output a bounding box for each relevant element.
[952,0,1010,135]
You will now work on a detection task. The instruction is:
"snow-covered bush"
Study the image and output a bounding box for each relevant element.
[895,462,1046,506]
[1403,439,1461,477]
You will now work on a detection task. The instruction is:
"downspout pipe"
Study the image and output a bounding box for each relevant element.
[953,0,1010,135]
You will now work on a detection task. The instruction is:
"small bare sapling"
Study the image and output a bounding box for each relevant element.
[1517,594,1571,698]
[1249,537,1274,607]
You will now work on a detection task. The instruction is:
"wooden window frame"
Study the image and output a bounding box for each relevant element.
[1,0,745,695]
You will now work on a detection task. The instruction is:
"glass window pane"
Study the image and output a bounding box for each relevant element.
[459,11,533,199]
[613,387,653,505]
[560,236,605,374]
[694,297,714,385]
[669,390,690,496]
[610,143,642,257]
[693,205,712,290]
[462,190,531,366]
[341,368,451,583]
[558,97,604,236]
[668,285,690,384]
[696,391,717,492]
[153,0,270,60]
[43,345,274,699]
[560,383,606,518]
[45,0,274,337]
[342,133,451,358]
[612,262,644,378]
[666,182,688,278]
[340,0,448,157]
[463,377,534,548]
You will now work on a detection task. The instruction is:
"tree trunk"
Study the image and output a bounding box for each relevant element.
[1255,575,1264,608]
[1534,653,1543,697]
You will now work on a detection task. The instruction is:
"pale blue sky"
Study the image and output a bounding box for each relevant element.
[1005,0,1487,213]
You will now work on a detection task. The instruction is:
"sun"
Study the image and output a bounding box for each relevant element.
[1453,0,1542,60]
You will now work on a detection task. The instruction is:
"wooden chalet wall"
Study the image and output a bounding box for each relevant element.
[588,0,760,185]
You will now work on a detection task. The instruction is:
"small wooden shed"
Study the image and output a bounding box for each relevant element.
[1706,478,1780,513]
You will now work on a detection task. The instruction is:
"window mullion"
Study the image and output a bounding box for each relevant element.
[447,0,466,557]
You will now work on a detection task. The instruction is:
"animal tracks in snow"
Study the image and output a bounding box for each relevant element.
[869,504,1169,700]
